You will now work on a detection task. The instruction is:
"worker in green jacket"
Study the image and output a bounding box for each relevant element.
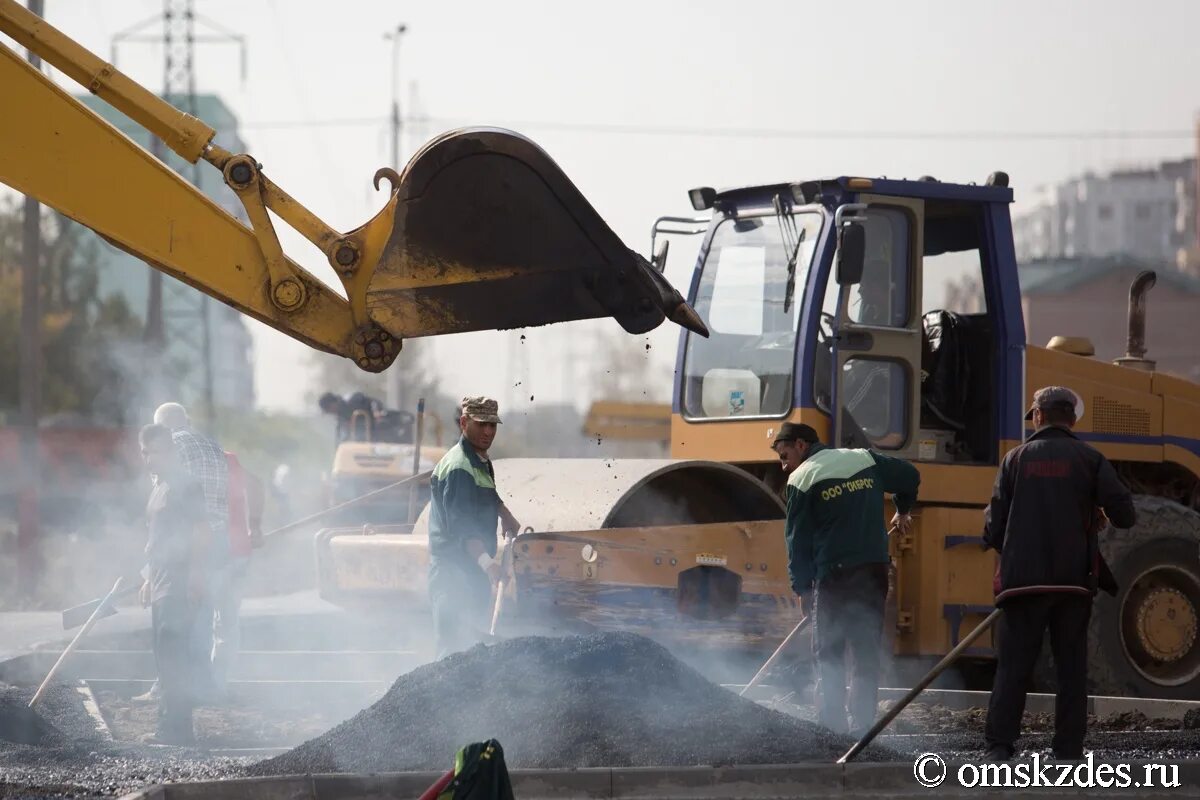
[772,422,920,737]
[428,396,520,658]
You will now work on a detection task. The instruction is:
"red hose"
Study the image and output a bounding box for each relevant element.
[416,768,456,800]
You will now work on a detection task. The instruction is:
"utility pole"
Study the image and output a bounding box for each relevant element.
[384,23,409,413]
[386,23,407,173]
[18,0,46,600]
[1194,112,1199,260]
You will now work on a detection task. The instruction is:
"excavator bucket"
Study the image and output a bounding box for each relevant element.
[366,128,708,339]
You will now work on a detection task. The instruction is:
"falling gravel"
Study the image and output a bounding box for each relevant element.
[252,632,896,775]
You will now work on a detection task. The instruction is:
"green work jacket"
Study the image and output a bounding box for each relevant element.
[785,444,920,594]
[428,436,500,564]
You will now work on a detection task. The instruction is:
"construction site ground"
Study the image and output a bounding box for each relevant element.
[3,596,1200,798]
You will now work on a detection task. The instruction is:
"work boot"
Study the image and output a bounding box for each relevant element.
[985,744,1013,762]
[1049,747,1087,764]
[132,681,161,703]
[139,729,194,747]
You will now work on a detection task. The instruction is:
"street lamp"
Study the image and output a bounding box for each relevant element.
[385,23,407,172]
[383,22,409,412]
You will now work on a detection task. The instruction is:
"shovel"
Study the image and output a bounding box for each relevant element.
[739,614,812,697]
[32,577,127,708]
[837,606,1002,763]
[61,581,138,630]
[488,527,527,637]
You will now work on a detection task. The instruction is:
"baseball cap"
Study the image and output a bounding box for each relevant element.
[462,396,502,424]
[1024,386,1084,421]
[772,422,820,448]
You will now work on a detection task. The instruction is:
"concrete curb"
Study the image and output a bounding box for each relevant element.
[881,688,1200,720]
[74,679,114,742]
[116,760,1200,799]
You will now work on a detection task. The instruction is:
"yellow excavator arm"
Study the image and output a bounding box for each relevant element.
[0,0,706,372]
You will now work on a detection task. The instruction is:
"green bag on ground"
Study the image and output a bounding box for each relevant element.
[438,739,515,800]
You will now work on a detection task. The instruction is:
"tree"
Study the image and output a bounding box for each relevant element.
[0,202,145,425]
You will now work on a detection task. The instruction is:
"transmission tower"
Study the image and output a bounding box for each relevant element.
[113,1,245,419]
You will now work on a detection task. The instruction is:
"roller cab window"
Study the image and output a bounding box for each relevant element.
[681,211,822,419]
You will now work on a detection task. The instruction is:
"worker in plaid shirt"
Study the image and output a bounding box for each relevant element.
[154,403,229,553]
[149,402,229,699]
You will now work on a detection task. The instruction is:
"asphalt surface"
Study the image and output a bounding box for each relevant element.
[873,701,1200,760]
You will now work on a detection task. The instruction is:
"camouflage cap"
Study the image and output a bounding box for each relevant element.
[461,396,502,424]
[1024,386,1084,421]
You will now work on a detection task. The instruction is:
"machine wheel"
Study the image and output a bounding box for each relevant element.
[1088,496,1200,698]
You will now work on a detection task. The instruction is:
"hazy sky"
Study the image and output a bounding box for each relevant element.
[8,0,1199,414]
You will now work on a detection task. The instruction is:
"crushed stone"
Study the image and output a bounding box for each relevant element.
[253,632,896,775]
[0,682,250,798]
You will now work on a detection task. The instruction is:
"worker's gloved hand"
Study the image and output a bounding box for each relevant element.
[477,551,503,583]
[891,512,914,536]
[499,505,521,539]
[139,580,151,608]
[797,591,813,616]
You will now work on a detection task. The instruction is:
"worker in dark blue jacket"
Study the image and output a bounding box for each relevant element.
[427,396,521,658]
[983,386,1135,762]
[774,422,920,737]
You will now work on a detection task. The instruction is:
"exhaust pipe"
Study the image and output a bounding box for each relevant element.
[1114,270,1157,371]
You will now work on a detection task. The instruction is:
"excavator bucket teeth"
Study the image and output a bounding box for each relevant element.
[365,128,708,339]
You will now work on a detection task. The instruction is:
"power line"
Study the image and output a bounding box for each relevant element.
[236,116,1196,142]
[240,117,387,130]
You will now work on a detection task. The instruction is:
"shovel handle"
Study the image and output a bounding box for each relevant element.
[837,606,1002,763]
[740,614,811,697]
[265,471,429,541]
[488,536,517,637]
[417,768,456,800]
[489,579,505,637]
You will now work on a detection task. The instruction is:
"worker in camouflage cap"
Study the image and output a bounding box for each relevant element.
[461,396,502,424]
[426,395,520,658]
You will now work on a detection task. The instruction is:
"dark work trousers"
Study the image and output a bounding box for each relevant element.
[152,594,196,744]
[813,562,889,736]
[429,559,493,659]
[986,593,1092,758]
[188,567,221,694]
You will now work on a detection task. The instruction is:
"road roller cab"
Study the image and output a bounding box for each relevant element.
[660,174,1200,697]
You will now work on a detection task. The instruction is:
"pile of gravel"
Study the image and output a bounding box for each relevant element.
[0,682,107,752]
[252,632,895,775]
[0,692,63,747]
